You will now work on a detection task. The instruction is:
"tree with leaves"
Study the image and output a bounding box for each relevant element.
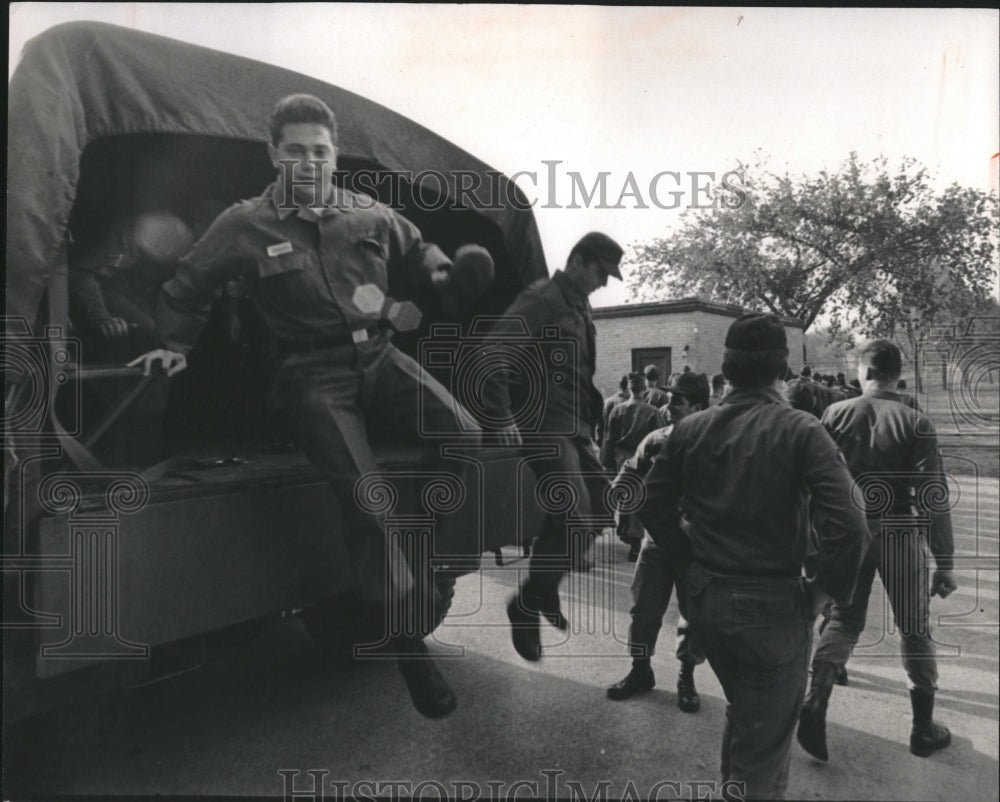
[627,153,999,366]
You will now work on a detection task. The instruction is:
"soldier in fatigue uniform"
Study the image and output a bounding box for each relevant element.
[602,372,665,560]
[131,94,494,719]
[798,340,956,761]
[606,370,710,712]
[640,313,870,800]
[479,232,624,663]
[642,364,671,409]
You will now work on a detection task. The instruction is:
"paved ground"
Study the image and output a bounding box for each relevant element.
[4,478,997,801]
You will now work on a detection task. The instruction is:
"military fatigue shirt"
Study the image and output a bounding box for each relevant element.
[157,182,450,353]
[641,386,870,606]
[601,398,664,470]
[596,390,629,445]
[821,390,954,570]
[480,270,603,437]
[643,386,671,408]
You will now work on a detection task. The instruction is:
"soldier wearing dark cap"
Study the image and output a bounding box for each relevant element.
[607,370,709,711]
[642,365,671,408]
[797,339,956,762]
[602,371,665,560]
[480,231,624,662]
[640,313,870,800]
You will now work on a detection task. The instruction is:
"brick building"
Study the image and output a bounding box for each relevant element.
[592,299,806,398]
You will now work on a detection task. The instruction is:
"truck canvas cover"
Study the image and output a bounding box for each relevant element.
[7,21,548,330]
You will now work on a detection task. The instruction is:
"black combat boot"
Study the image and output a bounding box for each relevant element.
[909,689,951,757]
[607,661,655,700]
[797,661,839,761]
[676,661,700,713]
[396,636,457,719]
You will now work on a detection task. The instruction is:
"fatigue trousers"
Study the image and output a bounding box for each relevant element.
[627,534,705,666]
[686,562,812,801]
[272,333,482,639]
[526,436,610,591]
[812,527,938,692]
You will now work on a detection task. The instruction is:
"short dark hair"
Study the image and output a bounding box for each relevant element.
[627,372,646,391]
[801,365,812,378]
[858,339,903,382]
[722,348,788,389]
[711,372,726,392]
[618,374,629,391]
[269,94,338,147]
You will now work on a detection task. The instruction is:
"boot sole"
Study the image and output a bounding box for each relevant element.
[607,681,654,701]
[910,730,951,757]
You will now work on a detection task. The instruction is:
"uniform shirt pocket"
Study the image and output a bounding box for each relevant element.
[255,251,317,308]
[257,251,309,278]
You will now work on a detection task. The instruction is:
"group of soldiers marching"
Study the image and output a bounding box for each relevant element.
[589,334,955,800]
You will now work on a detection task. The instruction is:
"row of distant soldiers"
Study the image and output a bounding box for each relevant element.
[595,363,915,560]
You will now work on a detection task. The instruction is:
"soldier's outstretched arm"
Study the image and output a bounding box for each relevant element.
[802,424,872,608]
[638,429,685,548]
[914,417,956,597]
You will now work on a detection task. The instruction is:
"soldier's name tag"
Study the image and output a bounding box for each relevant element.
[266,241,294,257]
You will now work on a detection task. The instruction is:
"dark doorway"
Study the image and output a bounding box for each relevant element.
[632,347,672,380]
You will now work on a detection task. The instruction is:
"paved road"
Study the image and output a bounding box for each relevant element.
[5,479,998,801]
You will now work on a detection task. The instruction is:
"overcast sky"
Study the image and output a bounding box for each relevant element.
[9,4,1000,307]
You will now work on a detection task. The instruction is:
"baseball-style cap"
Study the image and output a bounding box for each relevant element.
[570,231,624,280]
[667,372,710,408]
[724,313,788,353]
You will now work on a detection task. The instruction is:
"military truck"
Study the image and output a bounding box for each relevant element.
[4,22,551,740]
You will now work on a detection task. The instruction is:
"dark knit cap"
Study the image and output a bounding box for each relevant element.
[724,313,788,353]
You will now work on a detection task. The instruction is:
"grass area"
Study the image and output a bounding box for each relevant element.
[941,444,999,478]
